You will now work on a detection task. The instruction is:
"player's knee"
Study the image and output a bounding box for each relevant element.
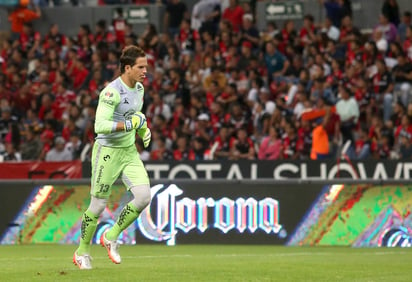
[130,184,151,211]
[133,190,151,211]
[139,190,151,210]
[87,196,107,216]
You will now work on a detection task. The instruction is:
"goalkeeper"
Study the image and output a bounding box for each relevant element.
[73,45,152,270]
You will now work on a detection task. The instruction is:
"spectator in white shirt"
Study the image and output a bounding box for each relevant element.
[259,87,276,115]
[45,137,73,162]
[336,85,359,143]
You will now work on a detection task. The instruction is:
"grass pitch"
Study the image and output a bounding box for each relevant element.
[0,245,411,281]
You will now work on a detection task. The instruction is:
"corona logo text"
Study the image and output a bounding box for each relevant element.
[138,184,283,245]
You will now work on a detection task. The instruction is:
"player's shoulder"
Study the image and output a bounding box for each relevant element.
[100,85,119,98]
[136,82,144,91]
[100,78,120,94]
[99,80,121,105]
[136,82,144,95]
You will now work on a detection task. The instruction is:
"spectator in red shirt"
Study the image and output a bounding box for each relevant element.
[394,114,412,145]
[43,24,66,52]
[222,0,244,32]
[300,14,316,47]
[19,22,41,53]
[353,127,371,159]
[38,93,56,121]
[173,134,195,160]
[372,59,394,121]
[150,135,173,161]
[374,133,391,159]
[346,39,364,66]
[178,19,200,52]
[72,60,89,90]
[38,119,55,161]
[236,41,255,71]
[12,83,32,117]
[94,19,116,45]
[87,70,103,98]
[77,36,93,68]
[229,126,255,160]
[390,101,406,127]
[54,80,76,120]
[194,113,213,143]
[77,24,94,45]
[0,81,12,104]
[112,8,127,46]
[212,124,231,160]
[278,20,297,54]
[340,15,362,44]
[282,121,302,160]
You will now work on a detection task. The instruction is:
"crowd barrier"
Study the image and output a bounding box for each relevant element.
[1,176,412,247]
[1,160,412,180]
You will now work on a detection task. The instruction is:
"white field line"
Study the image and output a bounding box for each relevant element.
[0,251,410,261]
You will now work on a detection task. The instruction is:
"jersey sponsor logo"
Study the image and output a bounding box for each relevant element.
[105,92,113,98]
[102,99,114,106]
[96,165,104,184]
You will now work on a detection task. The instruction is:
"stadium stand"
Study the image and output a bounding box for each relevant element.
[0,0,412,162]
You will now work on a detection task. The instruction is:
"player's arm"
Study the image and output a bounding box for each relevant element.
[95,88,122,134]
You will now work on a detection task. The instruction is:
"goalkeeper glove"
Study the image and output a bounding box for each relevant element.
[138,128,151,148]
[124,112,147,132]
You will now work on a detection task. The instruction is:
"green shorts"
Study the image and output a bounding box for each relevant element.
[91,142,150,199]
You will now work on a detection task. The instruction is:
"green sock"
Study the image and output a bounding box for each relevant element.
[106,203,139,241]
[76,210,98,255]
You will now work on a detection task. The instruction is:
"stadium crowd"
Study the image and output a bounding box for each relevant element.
[1,0,412,162]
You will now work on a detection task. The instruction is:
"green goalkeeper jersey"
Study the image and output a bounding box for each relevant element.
[95,77,144,148]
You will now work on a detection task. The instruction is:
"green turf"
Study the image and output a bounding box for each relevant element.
[0,245,411,281]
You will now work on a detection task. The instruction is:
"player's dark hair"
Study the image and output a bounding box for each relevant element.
[119,45,146,74]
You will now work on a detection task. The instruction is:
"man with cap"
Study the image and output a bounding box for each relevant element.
[237,41,255,71]
[239,13,259,48]
[45,136,73,161]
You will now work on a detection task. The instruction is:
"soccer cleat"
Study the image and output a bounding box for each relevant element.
[100,230,121,264]
[73,252,92,270]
